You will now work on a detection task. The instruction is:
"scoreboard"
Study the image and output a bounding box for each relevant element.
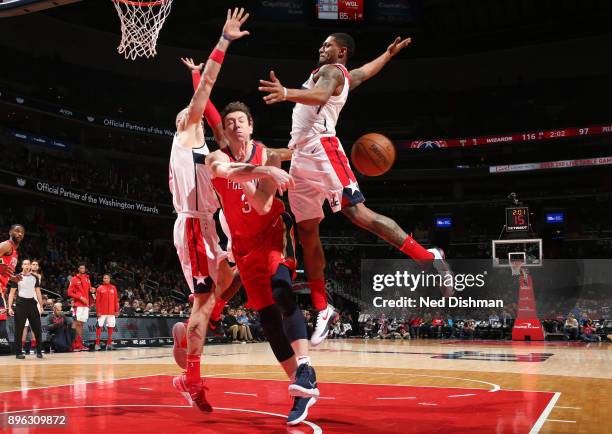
[505,206,530,232]
[317,0,364,22]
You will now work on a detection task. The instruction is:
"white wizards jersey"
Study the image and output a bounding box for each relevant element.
[169,134,219,216]
[289,63,350,149]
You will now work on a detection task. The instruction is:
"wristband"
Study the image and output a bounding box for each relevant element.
[282,87,288,101]
[221,33,232,41]
[209,48,225,65]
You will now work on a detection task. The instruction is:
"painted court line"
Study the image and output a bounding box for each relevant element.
[0,374,162,394]
[224,392,257,397]
[529,392,561,434]
[376,397,416,400]
[418,403,437,406]
[448,394,476,398]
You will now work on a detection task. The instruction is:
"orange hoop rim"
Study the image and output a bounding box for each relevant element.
[113,0,170,6]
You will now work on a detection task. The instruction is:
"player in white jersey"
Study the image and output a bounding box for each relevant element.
[169,7,250,413]
[259,33,453,345]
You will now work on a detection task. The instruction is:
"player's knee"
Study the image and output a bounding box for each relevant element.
[271,265,296,316]
[259,305,294,362]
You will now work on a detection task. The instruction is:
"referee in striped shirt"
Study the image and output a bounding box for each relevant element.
[8,259,44,359]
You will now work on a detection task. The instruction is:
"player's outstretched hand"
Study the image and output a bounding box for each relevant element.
[222,7,250,41]
[180,57,204,72]
[259,71,286,105]
[267,166,294,196]
[387,36,411,57]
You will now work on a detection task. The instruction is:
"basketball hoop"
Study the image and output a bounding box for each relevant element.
[510,259,524,276]
[112,0,174,60]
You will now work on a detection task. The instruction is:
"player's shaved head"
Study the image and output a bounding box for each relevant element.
[330,33,355,60]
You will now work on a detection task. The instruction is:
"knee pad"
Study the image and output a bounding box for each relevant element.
[271,265,297,316]
[259,305,294,363]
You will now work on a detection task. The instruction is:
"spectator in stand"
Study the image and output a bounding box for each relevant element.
[564,313,579,340]
[223,308,242,343]
[45,302,73,352]
[236,308,254,343]
[377,319,390,339]
[579,320,601,342]
[132,300,143,314]
[363,318,375,339]
[66,263,92,351]
[94,274,119,351]
[397,321,410,339]
[120,301,134,316]
[247,310,264,341]
[463,320,476,339]
[431,315,444,339]
[410,316,423,339]
[303,310,314,339]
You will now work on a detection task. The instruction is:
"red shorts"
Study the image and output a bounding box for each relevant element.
[233,212,296,311]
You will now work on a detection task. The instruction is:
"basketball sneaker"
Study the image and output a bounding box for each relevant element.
[172,374,212,412]
[172,322,187,369]
[427,247,454,297]
[311,304,338,346]
[287,396,317,426]
[94,344,101,351]
[289,363,320,398]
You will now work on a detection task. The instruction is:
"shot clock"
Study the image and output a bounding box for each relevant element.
[505,206,529,232]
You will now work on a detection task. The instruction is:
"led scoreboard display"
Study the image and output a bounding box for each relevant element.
[317,0,364,22]
[505,206,530,232]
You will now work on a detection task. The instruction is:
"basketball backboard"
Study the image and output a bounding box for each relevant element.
[492,238,542,268]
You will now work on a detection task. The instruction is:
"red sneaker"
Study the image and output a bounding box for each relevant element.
[172,374,212,412]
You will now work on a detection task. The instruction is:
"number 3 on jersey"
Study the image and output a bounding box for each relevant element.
[241,194,252,214]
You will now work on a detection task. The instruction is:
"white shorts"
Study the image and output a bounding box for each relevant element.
[174,213,228,293]
[218,209,235,263]
[289,136,365,223]
[75,306,89,322]
[97,315,116,328]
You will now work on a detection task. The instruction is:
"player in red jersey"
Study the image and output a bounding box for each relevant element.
[94,274,119,351]
[0,224,25,319]
[178,56,293,331]
[169,8,251,413]
[259,33,453,345]
[207,101,318,426]
[67,263,93,351]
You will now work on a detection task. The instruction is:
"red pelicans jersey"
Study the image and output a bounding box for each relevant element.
[289,63,350,149]
[169,134,220,216]
[211,142,285,253]
[0,240,18,293]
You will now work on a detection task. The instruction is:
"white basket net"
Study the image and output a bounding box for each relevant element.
[112,0,174,60]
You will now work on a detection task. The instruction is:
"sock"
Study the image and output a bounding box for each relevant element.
[309,279,327,311]
[107,327,114,345]
[186,354,201,384]
[31,340,36,350]
[297,356,311,366]
[210,299,227,323]
[22,340,26,350]
[95,327,102,345]
[400,235,434,261]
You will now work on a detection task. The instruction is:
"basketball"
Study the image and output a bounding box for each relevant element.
[351,133,396,176]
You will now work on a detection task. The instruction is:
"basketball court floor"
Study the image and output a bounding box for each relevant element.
[1,339,610,433]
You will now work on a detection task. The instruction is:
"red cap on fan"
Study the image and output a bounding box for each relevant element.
[188,294,194,303]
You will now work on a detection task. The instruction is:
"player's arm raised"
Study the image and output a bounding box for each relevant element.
[349,37,411,91]
[240,152,284,215]
[258,65,343,106]
[180,57,228,148]
[180,8,250,130]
